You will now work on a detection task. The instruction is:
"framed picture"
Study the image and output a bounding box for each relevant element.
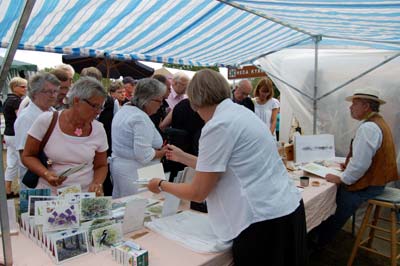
[42,203,80,232]
[80,197,112,221]
[19,188,51,214]
[28,196,57,216]
[54,229,89,263]
[91,223,123,253]
[57,185,82,197]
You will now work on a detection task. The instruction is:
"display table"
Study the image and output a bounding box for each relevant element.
[0,172,336,266]
[291,173,337,232]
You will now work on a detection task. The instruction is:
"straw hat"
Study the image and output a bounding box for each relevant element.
[345,87,386,104]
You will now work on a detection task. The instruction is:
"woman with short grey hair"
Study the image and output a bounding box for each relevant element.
[22,77,109,195]
[110,78,167,198]
[66,77,107,105]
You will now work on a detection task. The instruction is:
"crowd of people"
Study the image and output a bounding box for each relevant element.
[2,63,398,266]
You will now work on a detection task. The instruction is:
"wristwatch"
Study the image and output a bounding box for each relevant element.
[158,180,165,192]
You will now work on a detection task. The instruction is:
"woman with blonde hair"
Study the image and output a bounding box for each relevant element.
[253,77,280,135]
[4,77,27,198]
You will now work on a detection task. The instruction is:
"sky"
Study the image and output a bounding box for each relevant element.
[0,48,229,81]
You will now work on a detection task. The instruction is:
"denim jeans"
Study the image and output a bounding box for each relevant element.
[317,184,385,245]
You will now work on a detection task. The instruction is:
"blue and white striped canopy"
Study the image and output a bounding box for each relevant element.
[1,0,399,66]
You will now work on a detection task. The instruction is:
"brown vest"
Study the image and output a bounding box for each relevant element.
[346,113,398,191]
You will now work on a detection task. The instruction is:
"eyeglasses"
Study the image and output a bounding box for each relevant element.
[82,99,104,111]
[41,89,59,95]
[151,99,163,104]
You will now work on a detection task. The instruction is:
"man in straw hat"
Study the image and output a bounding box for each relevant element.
[315,87,398,245]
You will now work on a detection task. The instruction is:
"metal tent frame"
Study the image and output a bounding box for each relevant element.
[0,1,399,265]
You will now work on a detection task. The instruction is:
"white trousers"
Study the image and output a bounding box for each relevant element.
[4,135,21,182]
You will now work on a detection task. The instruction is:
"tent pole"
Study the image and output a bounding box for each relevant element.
[312,35,321,134]
[0,1,36,265]
[317,52,400,101]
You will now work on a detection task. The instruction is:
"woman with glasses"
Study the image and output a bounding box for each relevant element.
[21,77,108,195]
[110,78,167,198]
[3,77,27,198]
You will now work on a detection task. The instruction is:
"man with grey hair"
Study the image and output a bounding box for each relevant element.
[14,72,60,184]
[232,79,254,112]
[166,72,189,110]
[160,72,190,130]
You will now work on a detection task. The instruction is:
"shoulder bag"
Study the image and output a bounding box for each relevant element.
[22,111,59,188]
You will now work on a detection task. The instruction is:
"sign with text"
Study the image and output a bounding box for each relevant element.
[227,65,267,79]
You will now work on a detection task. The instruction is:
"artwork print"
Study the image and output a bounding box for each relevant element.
[91,223,123,252]
[80,197,112,221]
[43,203,80,232]
[54,230,89,263]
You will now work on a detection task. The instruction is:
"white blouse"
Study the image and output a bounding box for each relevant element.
[253,97,280,130]
[196,99,300,241]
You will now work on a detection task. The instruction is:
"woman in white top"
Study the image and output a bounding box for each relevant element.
[111,79,167,198]
[148,70,307,266]
[22,77,109,195]
[253,77,280,135]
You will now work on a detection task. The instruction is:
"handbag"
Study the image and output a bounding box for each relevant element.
[22,111,58,188]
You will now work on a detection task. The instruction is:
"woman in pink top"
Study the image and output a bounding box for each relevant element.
[22,77,108,195]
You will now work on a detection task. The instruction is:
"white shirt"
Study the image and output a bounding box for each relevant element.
[110,105,163,198]
[14,102,54,175]
[14,102,46,151]
[196,99,301,241]
[253,97,280,130]
[16,96,30,117]
[341,121,382,185]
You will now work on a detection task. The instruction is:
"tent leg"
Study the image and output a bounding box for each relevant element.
[312,35,321,134]
[0,1,36,265]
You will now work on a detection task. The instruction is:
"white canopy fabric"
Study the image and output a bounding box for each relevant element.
[0,0,399,67]
[257,49,400,159]
[0,0,399,163]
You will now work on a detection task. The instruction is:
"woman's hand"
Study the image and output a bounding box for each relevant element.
[155,145,168,159]
[148,178,162,194]
[44,171,67,187]
[88,182,104,196]
[166,144,184,163]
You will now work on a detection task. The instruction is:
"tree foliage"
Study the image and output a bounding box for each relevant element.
[163,63,219,72]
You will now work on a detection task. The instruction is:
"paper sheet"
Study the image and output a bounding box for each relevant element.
[300,162,343,178]
[145,211,232,253]
[135,163,165,184]
[57,163,87,177]
[294,134,335,163]
[122,199,147,234]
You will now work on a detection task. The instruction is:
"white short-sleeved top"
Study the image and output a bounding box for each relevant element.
[28,111,108,194]
[14,102,45,151]
[253,97,280,129]
[111,105,162,162]
[196,99,300,241]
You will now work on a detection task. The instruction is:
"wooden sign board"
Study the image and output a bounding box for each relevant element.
[227,65,267,79]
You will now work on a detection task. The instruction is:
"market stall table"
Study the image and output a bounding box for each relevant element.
[1,173,336,266]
